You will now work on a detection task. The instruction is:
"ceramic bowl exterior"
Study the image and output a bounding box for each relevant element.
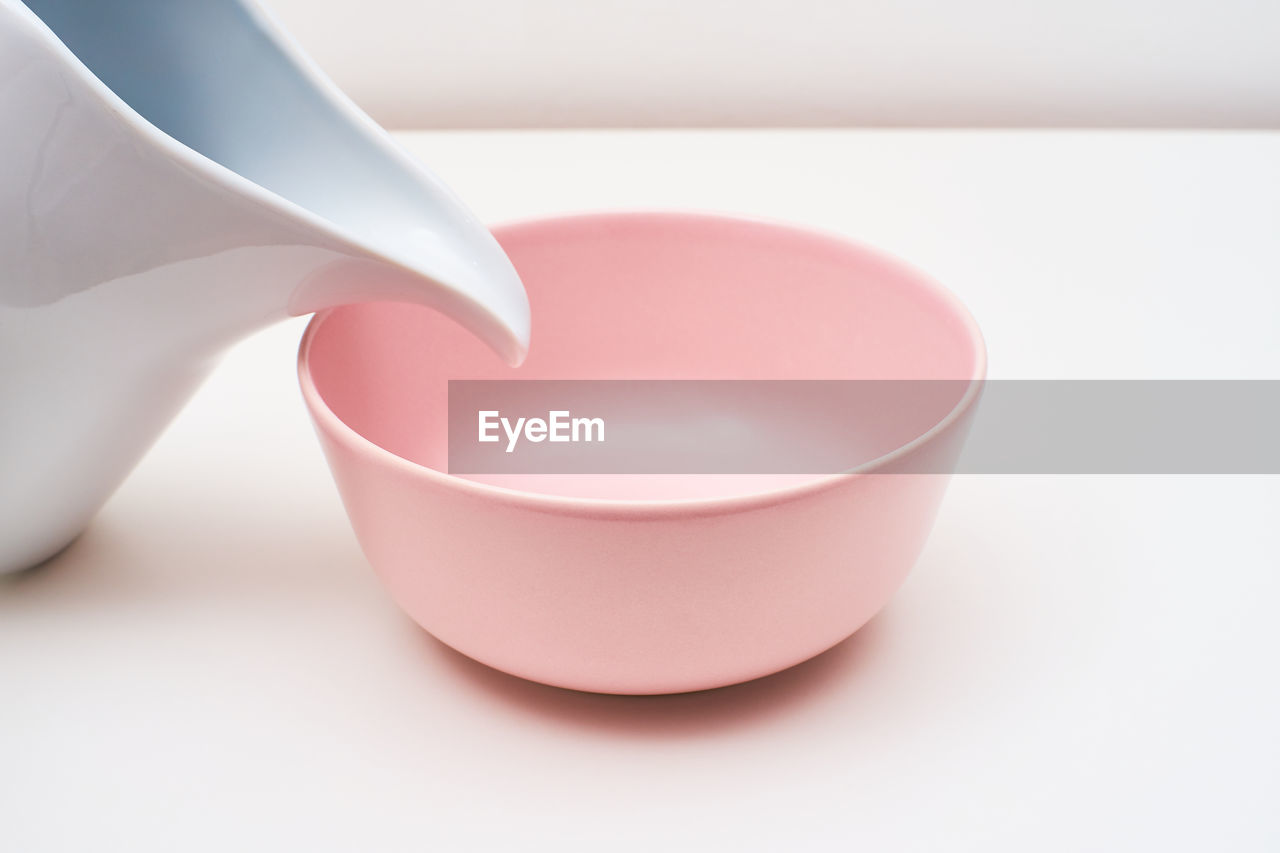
[299,212,986,694]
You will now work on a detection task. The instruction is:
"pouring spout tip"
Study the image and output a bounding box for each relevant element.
[465,287,531,368]
[498,335,530,369]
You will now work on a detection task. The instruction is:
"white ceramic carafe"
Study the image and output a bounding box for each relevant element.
[0,0,530,573]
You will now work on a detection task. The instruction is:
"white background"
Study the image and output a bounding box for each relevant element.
[7,2,1280,848]
[263,0,1280,128]
[4,130,1278,851]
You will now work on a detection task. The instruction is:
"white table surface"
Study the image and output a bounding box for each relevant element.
[3,130,1278,852]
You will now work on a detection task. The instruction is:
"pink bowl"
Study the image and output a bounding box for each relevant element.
[298,211,985,694]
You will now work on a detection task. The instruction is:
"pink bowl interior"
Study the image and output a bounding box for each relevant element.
[304,213,982,501]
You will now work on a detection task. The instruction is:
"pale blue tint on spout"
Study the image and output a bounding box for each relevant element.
[0,0,530,573]
[19,0,530,337]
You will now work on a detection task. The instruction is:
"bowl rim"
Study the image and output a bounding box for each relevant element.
[297,209,988,518]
